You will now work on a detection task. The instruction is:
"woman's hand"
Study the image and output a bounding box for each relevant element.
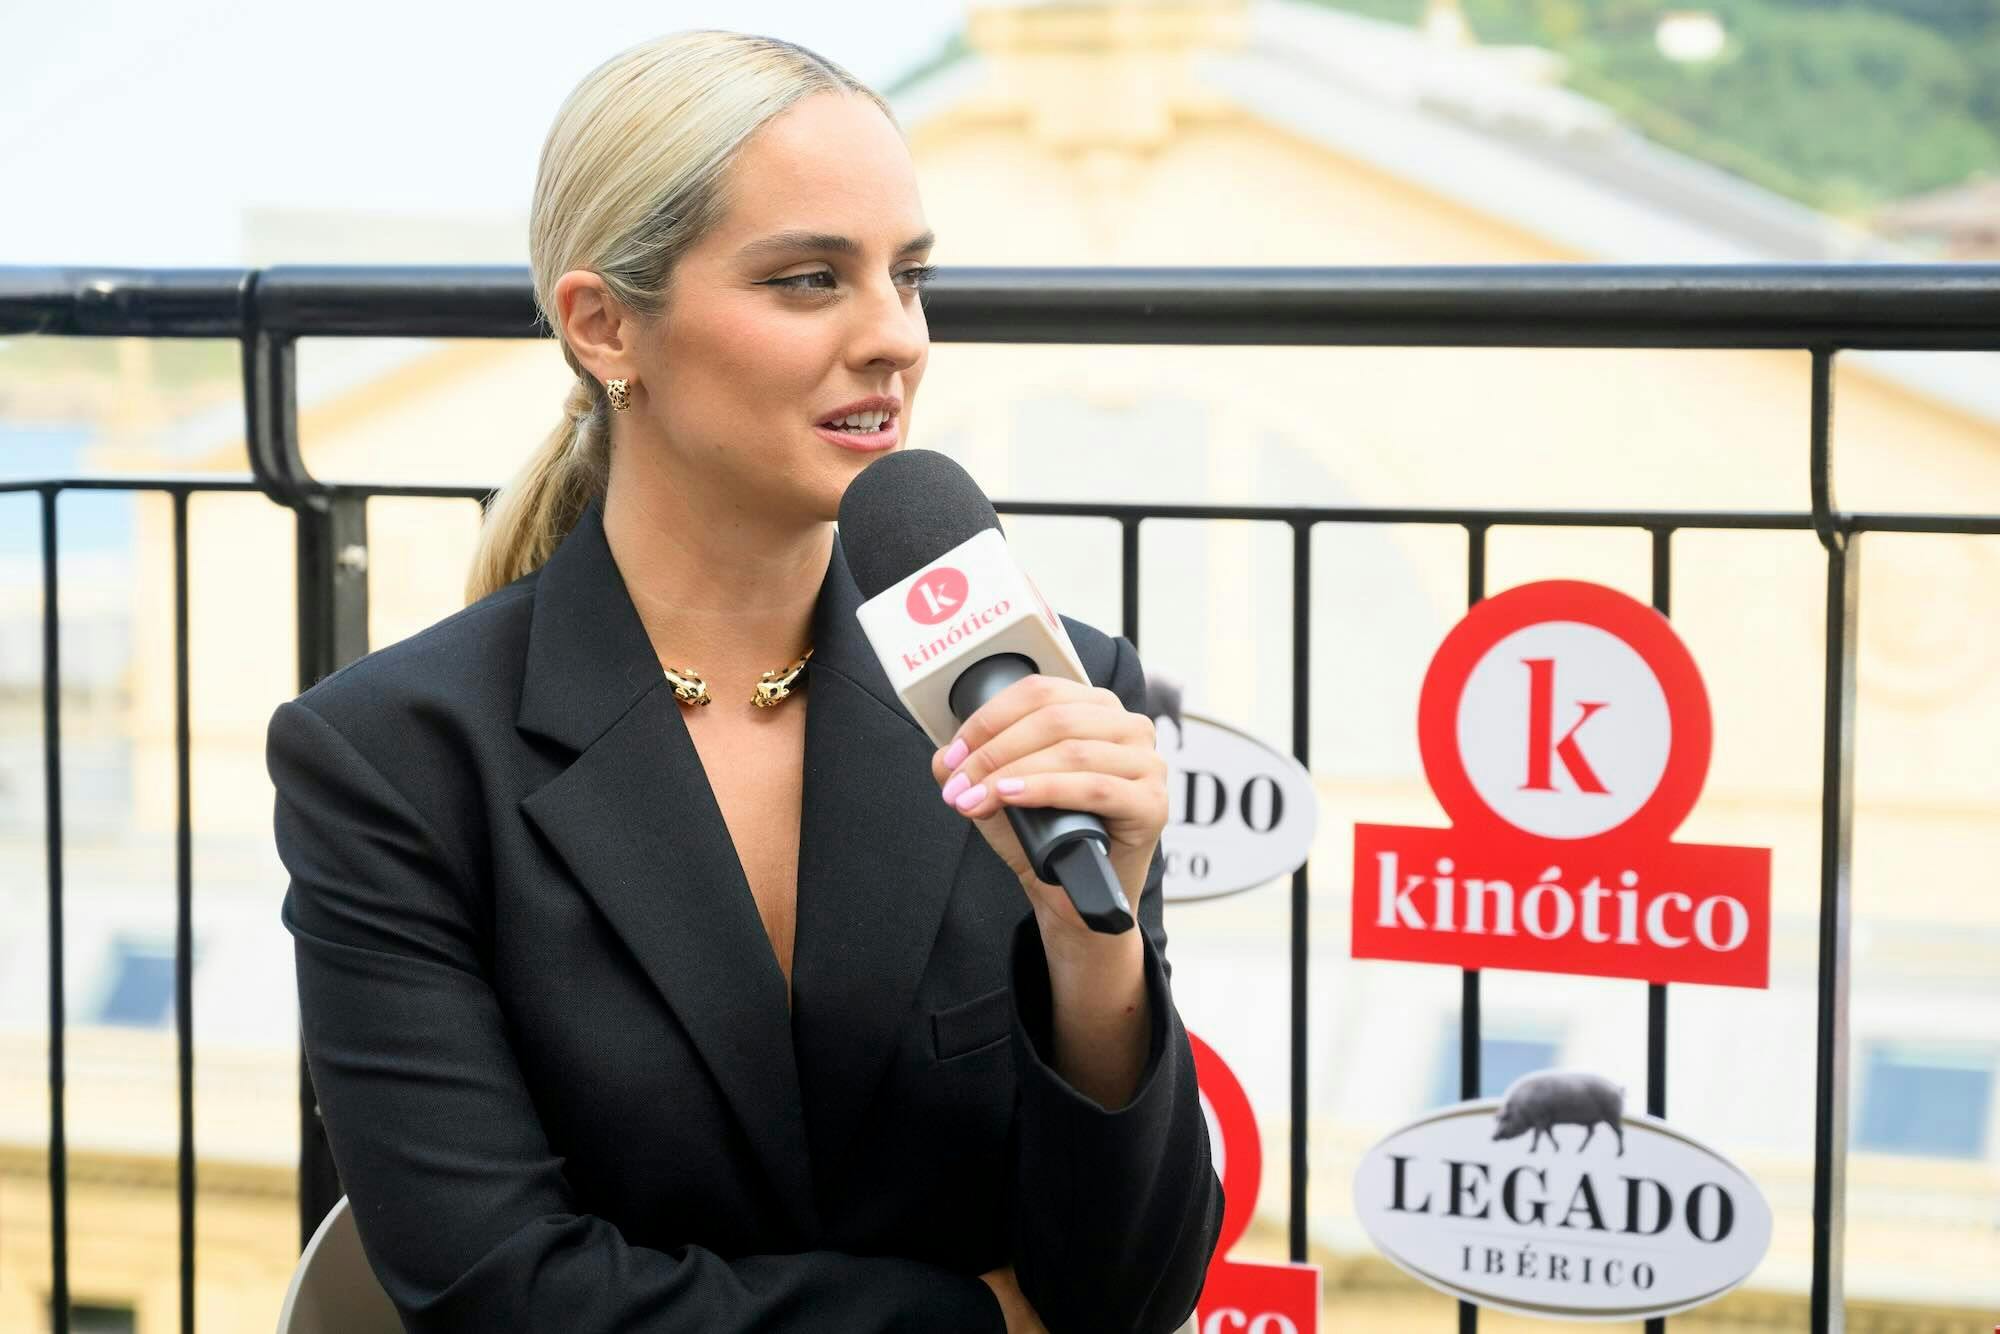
[937,669,1161,1106]
[978,1265,1050,1334]
[931,673,1167,950]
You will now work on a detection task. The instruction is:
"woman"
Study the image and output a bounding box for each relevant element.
[268,29,1222,1334]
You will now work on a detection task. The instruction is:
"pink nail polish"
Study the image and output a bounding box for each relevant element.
[996,777,1025,795]
[942,737,969,769]
[941,772,970,804]
[953,782,987,812]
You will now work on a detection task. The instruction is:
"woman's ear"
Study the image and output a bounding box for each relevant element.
[554,269,635,382]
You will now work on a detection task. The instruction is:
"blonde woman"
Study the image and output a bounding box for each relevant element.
[268,29,1222,1333]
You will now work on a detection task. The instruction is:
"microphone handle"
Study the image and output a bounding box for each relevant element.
[948,654,1135,935]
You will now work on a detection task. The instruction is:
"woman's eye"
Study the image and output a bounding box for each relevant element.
[764,266,937,295]
[769,270,836,291]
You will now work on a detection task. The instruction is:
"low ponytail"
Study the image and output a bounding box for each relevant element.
[463,375,610,605]
[462,29,894,606]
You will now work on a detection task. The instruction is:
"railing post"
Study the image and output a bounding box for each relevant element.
[1645,526,1674,1334]
[42,489,71,1334]
[1457,522,1488,1334]
[291,493,372,1247]
[1289,519,1312,1265]
[1807,347,1854,1334]
[1120,516,1141,648]
[173,491,197,1334]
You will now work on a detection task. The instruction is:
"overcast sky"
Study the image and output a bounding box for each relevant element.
[0,0,965,267]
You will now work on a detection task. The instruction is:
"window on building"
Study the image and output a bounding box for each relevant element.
[1429,1020,1564,1106]
[1856,1040,1995,1160]
[92,936,178,1029]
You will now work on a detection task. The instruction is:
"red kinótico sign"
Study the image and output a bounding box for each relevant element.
[1351,581,1771,989]
[1191,1032,1320,1332]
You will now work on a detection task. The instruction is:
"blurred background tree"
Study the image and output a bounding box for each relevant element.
[1310,0,2000,218]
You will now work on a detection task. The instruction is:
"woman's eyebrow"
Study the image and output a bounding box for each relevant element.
[738,229,936,262]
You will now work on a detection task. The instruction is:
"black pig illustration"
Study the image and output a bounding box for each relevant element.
[1491,1070,1625,1155]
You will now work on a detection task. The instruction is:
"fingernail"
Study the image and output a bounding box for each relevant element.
[941,772,970,804]
[953,782,987,812]
[996,777,1025,795]
[942,737,969,769]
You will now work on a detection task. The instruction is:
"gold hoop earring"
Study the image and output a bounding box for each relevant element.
[606,377,631,411]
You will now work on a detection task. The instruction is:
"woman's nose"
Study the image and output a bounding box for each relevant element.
[847,276,926,370]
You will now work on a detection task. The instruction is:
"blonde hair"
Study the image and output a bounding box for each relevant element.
[464,30,894,605]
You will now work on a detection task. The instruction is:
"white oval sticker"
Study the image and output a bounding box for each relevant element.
[1155,711,1318,902]
[1353,1071,1772,1320]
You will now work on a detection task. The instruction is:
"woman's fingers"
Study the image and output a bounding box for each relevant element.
[930,675,1121,776]
[932,686,1153,791]
[941,738,1161,814]
[949,764,1169,828]
[939,711,1152,793]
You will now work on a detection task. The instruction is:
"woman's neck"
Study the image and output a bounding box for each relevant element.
[601,479,830,689]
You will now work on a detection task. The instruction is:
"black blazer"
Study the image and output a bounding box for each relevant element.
[268,494,1224,1333]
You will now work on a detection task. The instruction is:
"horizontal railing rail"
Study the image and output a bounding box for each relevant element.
[9,475,2000,535]
[9,262,2000,346]
[5,262,1999,1334]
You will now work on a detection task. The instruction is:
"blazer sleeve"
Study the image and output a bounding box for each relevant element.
[268,697,1005,1334]
[1005,634,1227,1334]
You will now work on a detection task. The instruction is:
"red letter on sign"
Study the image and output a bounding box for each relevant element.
[1520,658,1608,794]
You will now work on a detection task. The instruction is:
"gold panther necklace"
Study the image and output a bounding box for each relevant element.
[662,647,812,709]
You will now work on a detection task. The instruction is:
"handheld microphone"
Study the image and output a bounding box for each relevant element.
[838,449,1135,935]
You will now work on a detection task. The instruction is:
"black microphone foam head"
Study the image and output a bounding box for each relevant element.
[837,448,1005,599]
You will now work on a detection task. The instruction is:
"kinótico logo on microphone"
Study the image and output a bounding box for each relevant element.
[904,565,970,625]
[895,562,1014,672]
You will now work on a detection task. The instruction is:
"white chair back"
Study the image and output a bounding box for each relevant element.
[275,1194,403,1333]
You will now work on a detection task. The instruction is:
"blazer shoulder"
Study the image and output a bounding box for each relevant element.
[1056,613,1141,697]
[283,571,539,742]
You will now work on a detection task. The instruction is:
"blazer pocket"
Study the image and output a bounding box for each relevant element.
[931,985,1012,1062]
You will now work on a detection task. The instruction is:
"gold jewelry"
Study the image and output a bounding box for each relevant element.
[606,377,631,411]
[752,647,812,708]
[662,647,812,708]
[661,663,712,707]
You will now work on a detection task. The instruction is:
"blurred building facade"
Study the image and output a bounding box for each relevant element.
[3,1,1997,1329]
[1873,175,2000,262]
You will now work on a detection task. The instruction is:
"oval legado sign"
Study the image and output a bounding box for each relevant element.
[1353,1071,1771,1321]
[1156,711,1318,903]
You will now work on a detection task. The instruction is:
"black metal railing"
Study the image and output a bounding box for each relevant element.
[5,262,1999,1334]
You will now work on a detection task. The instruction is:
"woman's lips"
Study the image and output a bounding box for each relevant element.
[814,417,898,452]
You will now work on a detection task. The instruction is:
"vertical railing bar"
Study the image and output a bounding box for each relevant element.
[42,487,70,1334]
[173,491,197,1334]
[1645,526,1674,1334]
[1458,521,1487,1334]
[1808,347,1853,1334]
[1288,518,1311,1265]
[1120,516,1141,648]
[294,491,371,1245]
[1808,348,1840,557]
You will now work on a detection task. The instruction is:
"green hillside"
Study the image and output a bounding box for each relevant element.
[1307,0,2000,218]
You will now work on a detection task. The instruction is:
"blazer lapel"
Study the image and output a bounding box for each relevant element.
[515,496,816,1240]
[788,533,977,1184]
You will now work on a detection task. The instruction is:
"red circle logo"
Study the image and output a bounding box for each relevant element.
[905,565,969,625]
[1189,1030,1260,1260]
[1416,580,1711,847]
